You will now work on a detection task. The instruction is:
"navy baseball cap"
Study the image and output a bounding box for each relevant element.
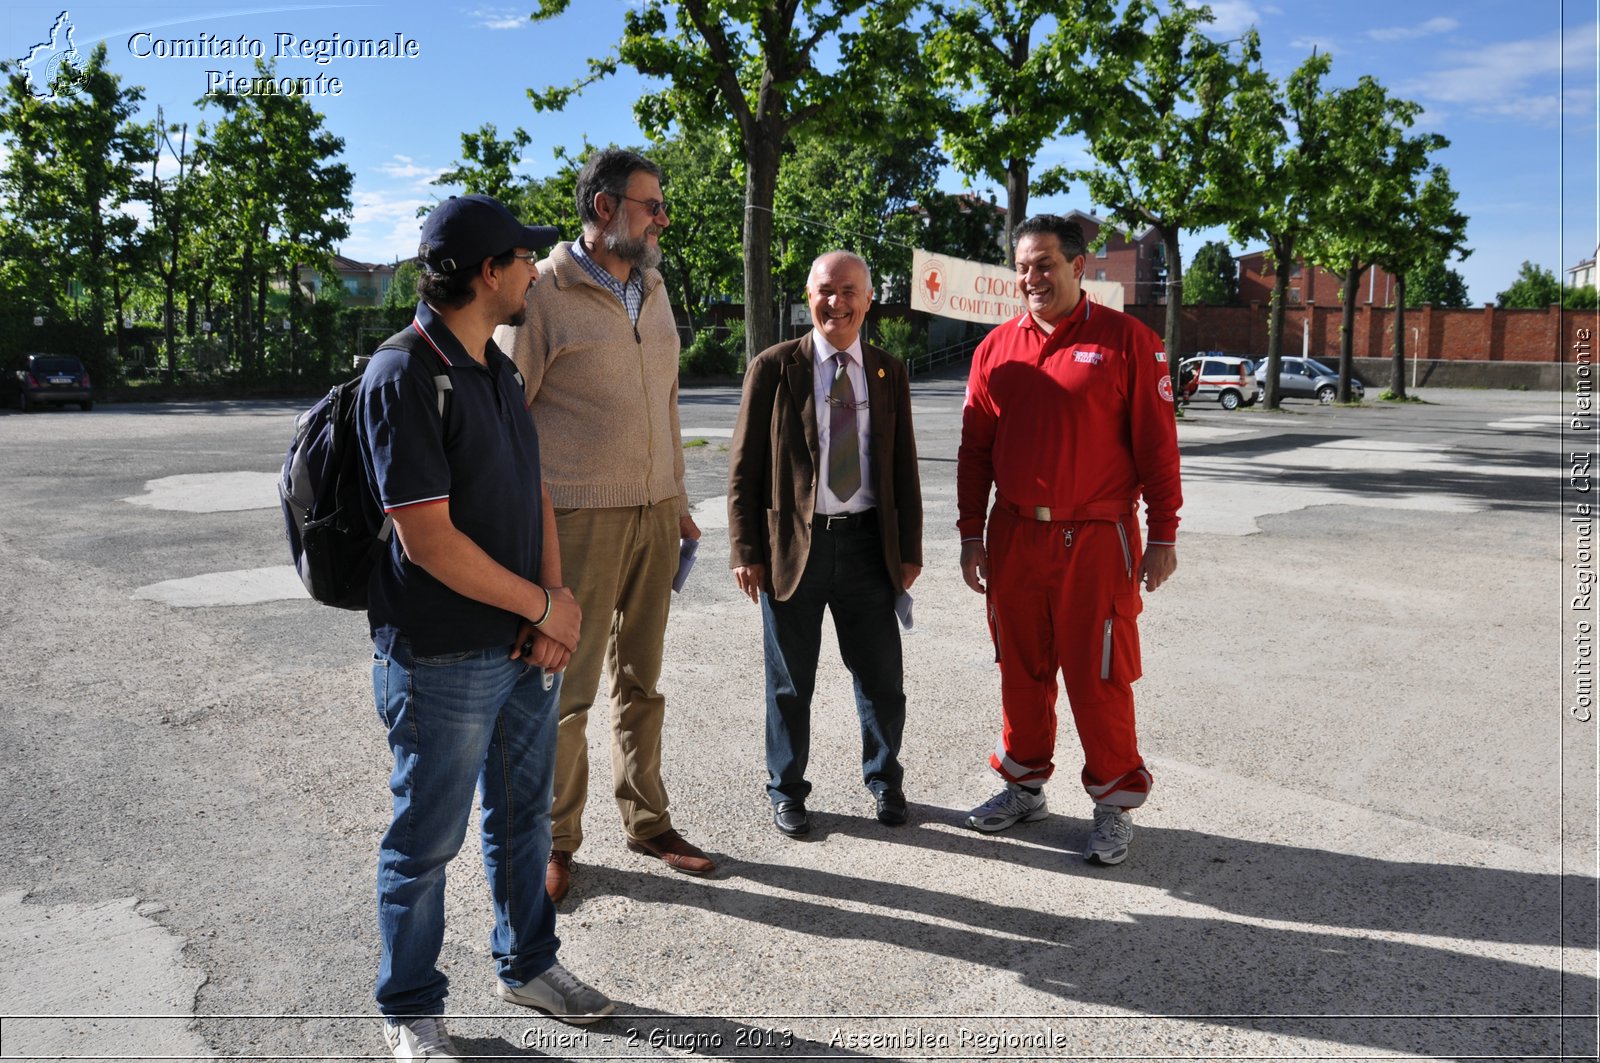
[418,194,559,273]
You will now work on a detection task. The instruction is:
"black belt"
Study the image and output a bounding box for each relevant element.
[815,508,876,531]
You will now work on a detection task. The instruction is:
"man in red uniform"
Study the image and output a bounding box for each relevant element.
[957,214,1182,866]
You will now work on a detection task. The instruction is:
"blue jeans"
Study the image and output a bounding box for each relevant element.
[372,639,561,1017]
[761,521,906,805]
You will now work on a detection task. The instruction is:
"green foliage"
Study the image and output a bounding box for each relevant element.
[434,124,532,204]
[918,191,1007,264]
[873,317,920,360]
[1183,241,1239,305]
[1035,1,1264,359]
[679,321,743,377]
[1406,261,1471,307]
[1566,285,1600,310]
[651,129,744,326]
[385,261,422,309]
[1496,261,1562,308]
[924,0,1119,250]
[771,119,942,305]
[531,0,930,361]
[194,60,353,377]
[0,42,149,370]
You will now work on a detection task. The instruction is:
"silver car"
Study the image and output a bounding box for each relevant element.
[1255,356,1365,404]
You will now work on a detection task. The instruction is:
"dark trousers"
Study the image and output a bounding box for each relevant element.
[760,514,906,804]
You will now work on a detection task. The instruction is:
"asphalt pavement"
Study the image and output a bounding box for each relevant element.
[0,382,1594,1062]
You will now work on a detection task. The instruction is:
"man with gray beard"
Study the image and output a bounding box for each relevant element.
[496,148,712,905]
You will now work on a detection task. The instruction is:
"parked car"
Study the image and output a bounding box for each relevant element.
[1255,356,1365,404]
[1178,355,1258,410]
[7,353,93,412]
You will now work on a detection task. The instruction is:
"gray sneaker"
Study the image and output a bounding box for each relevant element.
[1086,802,1133,865]
[383,1016,464,1061]
[497,961,615,1025]
[966,782,1048,832]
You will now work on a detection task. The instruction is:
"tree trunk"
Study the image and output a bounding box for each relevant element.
[742,129,781,367]
[1160,225,1183,393]
[1390,274,1408,398]
[1263,236,1294,410]
[1339,254,1365,403]
[1004,158,1028,267]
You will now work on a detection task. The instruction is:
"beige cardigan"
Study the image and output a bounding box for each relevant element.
[495,241,688,514]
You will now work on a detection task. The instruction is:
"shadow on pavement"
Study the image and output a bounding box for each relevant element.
[570,815,1596,1060]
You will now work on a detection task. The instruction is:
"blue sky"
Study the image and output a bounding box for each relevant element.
[1,0,1595,306]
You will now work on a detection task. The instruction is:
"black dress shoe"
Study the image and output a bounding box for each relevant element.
[773,800,810,836]
[875,789,908,826]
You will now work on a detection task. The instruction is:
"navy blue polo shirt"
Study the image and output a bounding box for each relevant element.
[358,301,543,656]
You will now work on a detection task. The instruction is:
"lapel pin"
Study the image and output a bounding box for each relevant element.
[877,368,885,378]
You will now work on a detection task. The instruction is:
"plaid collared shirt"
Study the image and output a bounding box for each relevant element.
[570,236,645,325]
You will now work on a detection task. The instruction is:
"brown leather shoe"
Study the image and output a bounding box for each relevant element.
[625,828,716,876]
[546,849,573,903]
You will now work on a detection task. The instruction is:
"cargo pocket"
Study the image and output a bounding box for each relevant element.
[1099,593,1143,682]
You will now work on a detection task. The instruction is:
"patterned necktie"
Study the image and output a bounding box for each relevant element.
[827,352,861,503]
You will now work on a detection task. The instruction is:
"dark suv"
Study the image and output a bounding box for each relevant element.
[9,353,93,411]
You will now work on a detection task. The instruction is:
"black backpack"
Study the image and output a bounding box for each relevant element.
[279,327,451,609]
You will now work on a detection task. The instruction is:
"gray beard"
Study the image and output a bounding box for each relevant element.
[603,211,662,271]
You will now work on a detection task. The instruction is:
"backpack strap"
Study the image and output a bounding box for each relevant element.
[374,323,451,418]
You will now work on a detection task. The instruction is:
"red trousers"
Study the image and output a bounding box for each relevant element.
[985,504,1153,808]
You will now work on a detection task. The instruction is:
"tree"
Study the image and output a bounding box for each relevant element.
[918,191,1008,265]
[531,0,926,362]
[649,129,744,338]
[195,62,352,376]
[770,113,943,308]
[0,42,149,375]
[1227,52,1347,409]
[148,107,197,379]
[1182,240,1239,305]
[1048,0,1263,371]
[923,0,1119,262]
[1407,261,1471,308]
[1299,77,1445,402]
[434,123,533,206]
[1497,262,1561,308]
[1368,166,1468,397]
[1567,285,1600,310]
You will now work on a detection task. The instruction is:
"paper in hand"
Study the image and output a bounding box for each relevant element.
[673,537,699,593]
[894,591,914,632]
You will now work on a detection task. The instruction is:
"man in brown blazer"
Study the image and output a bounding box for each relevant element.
[728,250,923,836]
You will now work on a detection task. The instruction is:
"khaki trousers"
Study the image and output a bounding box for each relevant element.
[550,504,679,851]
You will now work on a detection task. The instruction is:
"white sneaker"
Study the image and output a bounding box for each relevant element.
[1086,803,1133,865]
[383,1016,464,1061]
[496,961,615,1024]
[966,782,1048,832]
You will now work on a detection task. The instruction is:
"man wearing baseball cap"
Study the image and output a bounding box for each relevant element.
[358,194,614,1061]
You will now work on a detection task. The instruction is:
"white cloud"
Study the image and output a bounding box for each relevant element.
[470,8,528,30]
[1367,17,1460,43]
[1204,0,1267,36]
[378,154,447,183]
[1398,22,1594,124]
[340,185,434,263]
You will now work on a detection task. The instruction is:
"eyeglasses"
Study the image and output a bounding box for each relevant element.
[618,194,669,220]
[508,251,540,263]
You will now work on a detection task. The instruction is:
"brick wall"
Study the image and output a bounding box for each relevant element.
[1124,302,1598,364]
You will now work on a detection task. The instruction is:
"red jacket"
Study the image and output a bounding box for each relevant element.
[957,299,1182,543]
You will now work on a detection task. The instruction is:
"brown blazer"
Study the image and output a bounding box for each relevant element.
[728,333,923,602]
